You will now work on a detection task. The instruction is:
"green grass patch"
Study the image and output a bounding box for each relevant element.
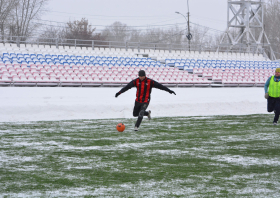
[0,114,280,197]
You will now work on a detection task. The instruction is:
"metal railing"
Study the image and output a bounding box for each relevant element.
[0,35,267,57]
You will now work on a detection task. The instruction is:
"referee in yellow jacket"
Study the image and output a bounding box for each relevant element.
[264,68,280,125]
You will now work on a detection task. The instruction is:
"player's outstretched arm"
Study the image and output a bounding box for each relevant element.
[264,77,271,99]
[153,80,176,95]
[115,80,135,98]
[169,90,176,95]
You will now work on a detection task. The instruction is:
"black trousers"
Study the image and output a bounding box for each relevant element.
[133,101,149,127]
[267,97,280,122]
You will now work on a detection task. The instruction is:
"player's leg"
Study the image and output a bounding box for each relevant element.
[133,101,141,117]
[267,97,276,113]
[273,99,280,125]
[135,103,149,129]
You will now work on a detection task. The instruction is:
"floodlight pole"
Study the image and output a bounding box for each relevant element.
[175,11,191,52]
[187,0,191,52]
[187,12,190,52]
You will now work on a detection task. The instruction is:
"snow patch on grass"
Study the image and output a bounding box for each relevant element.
[212,155,280,166]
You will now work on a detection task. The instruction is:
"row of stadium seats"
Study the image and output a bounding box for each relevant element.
[0,42,268,61]
[1,54,276,71]
[170,59,275,65]
[0,63,270,87]
[1,53,272,65]
[0,73,264,87]
[0,49,275,87]
[0,65,273,75]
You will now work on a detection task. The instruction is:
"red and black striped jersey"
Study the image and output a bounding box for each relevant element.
[118,77,172,103]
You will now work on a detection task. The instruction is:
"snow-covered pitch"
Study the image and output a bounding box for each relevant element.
[0,87,268,122]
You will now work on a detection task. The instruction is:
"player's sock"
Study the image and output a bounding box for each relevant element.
[147,110,151,120]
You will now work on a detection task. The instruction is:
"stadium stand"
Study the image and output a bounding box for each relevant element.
[0,42,278,87]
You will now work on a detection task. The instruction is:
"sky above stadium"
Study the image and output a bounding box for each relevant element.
[42,0,227,34]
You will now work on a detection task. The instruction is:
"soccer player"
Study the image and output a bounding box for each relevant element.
[115,70,176,131]
[264,68,280,125]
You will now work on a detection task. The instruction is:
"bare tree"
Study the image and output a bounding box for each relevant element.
[165,26,184,45]
[62,18,105,48]
[100,21,222,50]
[64,18,101,40]
[264,0,280,59]
[187,26,209,45]
[141,28,164,43]
[0,0,18,38]
[129,29,142,42]
[10,0,48,39]
[37,25,65,45]
[101,21,131,42]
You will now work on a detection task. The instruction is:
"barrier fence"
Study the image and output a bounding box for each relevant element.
[0,35,267,57]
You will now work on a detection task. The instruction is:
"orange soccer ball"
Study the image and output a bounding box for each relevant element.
[116,123,125,132]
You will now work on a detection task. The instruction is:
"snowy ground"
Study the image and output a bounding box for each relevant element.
[1,115,279,197]
[0,87,268,122]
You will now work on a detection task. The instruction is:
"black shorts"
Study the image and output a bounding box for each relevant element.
[133,101,149,117]
[267,97,280,113]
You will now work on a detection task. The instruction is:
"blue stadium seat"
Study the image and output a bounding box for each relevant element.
[174,63,180,67]
[51,55,57,59]
[53,58,59,62]
[10,53,16,57]
[142,64,148,68]
[166,59,173,63]
[2,57,10,61]
[115,60,121,65]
